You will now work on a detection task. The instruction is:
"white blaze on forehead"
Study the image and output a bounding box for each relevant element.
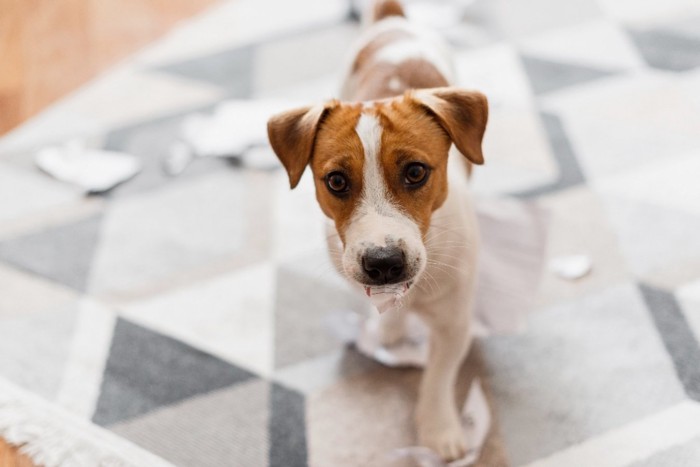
[355,113,392,216]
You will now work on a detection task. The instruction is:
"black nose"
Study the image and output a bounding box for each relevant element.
[362,247,406,284]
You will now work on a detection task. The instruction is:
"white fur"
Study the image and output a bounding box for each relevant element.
[356,113,385,212]
[387,77,403,92]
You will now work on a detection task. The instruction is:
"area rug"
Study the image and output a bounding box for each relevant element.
[1,0,700,465]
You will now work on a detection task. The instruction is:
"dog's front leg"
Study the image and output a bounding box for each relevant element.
[415,307,472,461]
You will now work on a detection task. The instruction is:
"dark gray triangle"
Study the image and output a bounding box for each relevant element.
[628,28,700,72]
[512,112,585,198]
[93,318,257,426]
[0,213,103,292]
[269,383,307,467]
[520,55,617,95]
[152,46,255,98]
[639,283,700,401]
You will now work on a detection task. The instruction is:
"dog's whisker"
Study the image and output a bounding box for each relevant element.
[426,262,459,281]
[426,260,463,274]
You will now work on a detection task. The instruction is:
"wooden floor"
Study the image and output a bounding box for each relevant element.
[0,0,217,135]
[0,439,34,467]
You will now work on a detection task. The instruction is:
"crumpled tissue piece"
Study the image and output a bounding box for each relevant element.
[356,311,429,367]
[165,99,304,175]
[35,140,141,193]
[365,283,411,314]
[549,254,592,280]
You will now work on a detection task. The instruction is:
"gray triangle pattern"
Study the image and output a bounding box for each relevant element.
[273,261,366,369]
[520,55,617,94]
[628,28,700,72]
[0,213,103,292]
[269,383,307,467]
[93,318,258,426]
[153,46,255,97]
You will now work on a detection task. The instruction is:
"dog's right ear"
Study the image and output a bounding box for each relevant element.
[267,103,334,189]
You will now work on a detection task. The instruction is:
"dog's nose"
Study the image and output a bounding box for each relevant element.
[362,247,405,284]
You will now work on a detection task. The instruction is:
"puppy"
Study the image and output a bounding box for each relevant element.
[267,0,488,461]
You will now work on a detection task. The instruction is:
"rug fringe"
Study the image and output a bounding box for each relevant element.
[0,378,173,467]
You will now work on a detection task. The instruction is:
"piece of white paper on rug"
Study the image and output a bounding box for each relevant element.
[165,99,306,175]
[35,140,141,193]
[549,254,592,280]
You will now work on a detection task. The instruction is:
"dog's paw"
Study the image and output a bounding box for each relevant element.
[417,419,468,462]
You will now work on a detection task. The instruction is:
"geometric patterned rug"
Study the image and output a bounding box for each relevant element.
[1,0,700,465]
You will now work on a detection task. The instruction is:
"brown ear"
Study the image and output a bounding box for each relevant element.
[411,87,488,165]
[267,103,334,188]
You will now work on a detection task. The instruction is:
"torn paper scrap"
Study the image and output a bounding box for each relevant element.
[366,282,412,314]
[165,99,305,175]
[355,311,429,367]
[36,140,141,193]
[549,254,592,280]
[386,379,492,467]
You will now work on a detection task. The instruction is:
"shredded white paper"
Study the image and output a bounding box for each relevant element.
[35,140,141,193]
[165,99,304,175]
[549,254,592,280]
[365,283,411,313]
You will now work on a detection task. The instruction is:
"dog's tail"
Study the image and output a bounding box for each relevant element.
[370,0,405,23]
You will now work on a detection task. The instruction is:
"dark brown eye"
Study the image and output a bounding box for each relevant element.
[404,163,428,186]
[326,172,349,194]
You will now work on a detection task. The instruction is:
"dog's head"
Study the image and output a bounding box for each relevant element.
[267,88,487,292]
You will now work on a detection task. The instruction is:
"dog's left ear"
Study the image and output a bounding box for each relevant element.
[267,103,335,189]
[412,87,488,165]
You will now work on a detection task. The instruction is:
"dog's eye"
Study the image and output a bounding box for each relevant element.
[326,172,349,194]
[404,163,429,186]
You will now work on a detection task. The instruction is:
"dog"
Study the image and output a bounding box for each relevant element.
[267,0,488,461]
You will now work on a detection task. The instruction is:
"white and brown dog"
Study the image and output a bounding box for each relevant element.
[267,0,488,461]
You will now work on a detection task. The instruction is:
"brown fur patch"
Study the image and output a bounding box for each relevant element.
[374,100,451,234]
[310,105,364,241]
[408,88,488,165]
[372,0,406,22]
